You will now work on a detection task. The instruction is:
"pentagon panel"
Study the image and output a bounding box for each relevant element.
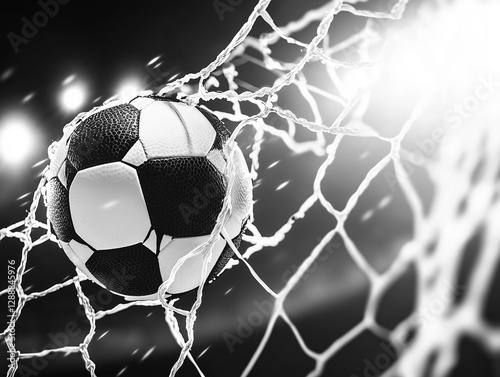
[67,103,140,171]
[85,243,163,296]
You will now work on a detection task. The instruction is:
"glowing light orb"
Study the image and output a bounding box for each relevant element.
[60,84,86,111]
[343,68,370,98]
[116,78,143,97]
[0,115,36,166]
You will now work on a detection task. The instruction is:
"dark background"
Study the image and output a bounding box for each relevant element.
[0,1,498,377]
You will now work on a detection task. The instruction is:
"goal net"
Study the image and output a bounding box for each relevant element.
[2,0,500,376]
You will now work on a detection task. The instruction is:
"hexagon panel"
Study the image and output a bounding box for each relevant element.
[138,100,215,158]
[69,162,151,250]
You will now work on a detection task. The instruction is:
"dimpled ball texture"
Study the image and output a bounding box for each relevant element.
[46,94,252,301]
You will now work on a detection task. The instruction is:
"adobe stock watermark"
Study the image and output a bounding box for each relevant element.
[6,260,17,373]
[223,238,340,353]
[223,298,273,353]
[349,281,466,377]
[15,269,132,376]
[213,0,243,22]
[443,74,499,129]
[14,321,82,377]
[178,182,223,225]
[384,73,500,192]
[7,0,71,54]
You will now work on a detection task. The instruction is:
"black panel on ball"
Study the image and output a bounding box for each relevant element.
[85,244,163,296]
[67,104,140,171]
[196,106,230,151]
[137,157,226,239]
[47,177,78,243]
[144,94,181,103]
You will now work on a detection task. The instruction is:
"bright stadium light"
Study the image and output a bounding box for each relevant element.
[0,114,37,167]
[383,0,500,95]
[343,68,370,98]
[60,83,86,111]
[116,77,143,97]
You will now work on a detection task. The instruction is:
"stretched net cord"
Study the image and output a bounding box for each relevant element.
[2,0,500,376]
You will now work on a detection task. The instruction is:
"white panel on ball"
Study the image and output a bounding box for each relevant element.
[69,162,151,250]
[159,234,172,250]
[57,160,69,189]
[139,101,216,158]
[231,147,253,220]
[170,102,216,156]
[223,213,242,240]
[122,140,148,167]
[143,229,157,254]
[69,239,94,263]
[158,235,226,294]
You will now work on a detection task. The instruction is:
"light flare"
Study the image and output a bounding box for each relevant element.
[0,114,39,167]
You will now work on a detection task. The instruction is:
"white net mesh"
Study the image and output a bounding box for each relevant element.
[2,0,500,376]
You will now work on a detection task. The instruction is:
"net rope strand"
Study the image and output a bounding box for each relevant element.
[2,0,499,376]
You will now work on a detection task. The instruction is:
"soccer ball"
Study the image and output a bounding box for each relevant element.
[46,94,252,301]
